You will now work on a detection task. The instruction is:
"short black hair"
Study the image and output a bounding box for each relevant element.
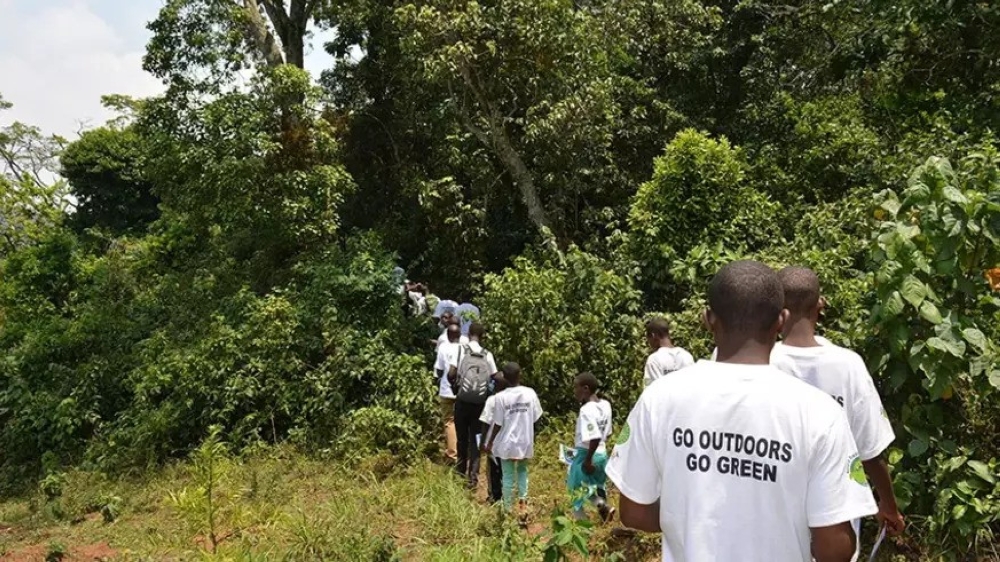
[469,322,486,339]
[445,316,461,327]
[645,317,672,338]
[708,260,784,334]
[446,323,461,340]
[491,372,508,392]
[575,371,600,391]
[501,362,521,382]
[779,266,821,315]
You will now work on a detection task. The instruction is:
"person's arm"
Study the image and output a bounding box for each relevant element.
[583,437,601,474]
[811,522,857,562]
[807,412,877,562]
[619,495,661,532]
[863,456,905,535]
[606,392,662,532]
[850,356,904,535]
[486,395,505,453]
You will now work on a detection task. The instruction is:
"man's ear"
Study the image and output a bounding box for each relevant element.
[776,308,790,334]
[818,296,828,314]
[702,309,714,332]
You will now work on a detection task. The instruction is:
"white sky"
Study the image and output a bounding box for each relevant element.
[0,0,336,139]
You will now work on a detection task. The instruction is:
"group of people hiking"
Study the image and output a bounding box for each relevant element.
[431,261,906,562]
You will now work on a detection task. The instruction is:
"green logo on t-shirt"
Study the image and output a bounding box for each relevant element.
[849,456,867,485]
[616,422,631,445]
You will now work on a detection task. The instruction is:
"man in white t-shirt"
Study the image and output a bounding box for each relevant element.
[607,260,877,562]
[772,267,905,544]
[643,318,695,387]
[436,313,469,352]
[435,322,463,463]
[448,323,498,489]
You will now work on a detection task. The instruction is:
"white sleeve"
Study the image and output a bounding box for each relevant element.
[606,392,661,505]
[643,356,657,387]
[487,353,498,375]
[849,358,895,461]
[806,411,878,528]
[492,394,506,426]
[479,398,494,424]
[532,390,543,422]
[680,349,695,368]
[449,345,463,370]
[434,348,447,373]
[578,406,602,443]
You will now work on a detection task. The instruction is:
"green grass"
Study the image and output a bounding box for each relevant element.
[0,435,953,561]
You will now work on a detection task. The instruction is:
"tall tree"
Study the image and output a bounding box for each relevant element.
[145,0,327,94]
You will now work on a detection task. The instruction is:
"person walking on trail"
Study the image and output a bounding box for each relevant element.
[434,308,467,352]
[483,362,543,512]
[448,322,498,489]
[772,266,905,551]
[568,372,614,522]
[434,322,463,463]
[643,318,695,387]
[607,260,877,562]
[479,372,509,505]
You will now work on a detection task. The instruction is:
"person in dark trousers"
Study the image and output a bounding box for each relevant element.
[448,322,498,489]
[480,372,508,504]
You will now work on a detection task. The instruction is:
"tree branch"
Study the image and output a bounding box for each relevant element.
[241,0,287,68]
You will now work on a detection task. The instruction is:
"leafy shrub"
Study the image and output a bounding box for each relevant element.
[867,154,1000,554]
[482,247,645,415]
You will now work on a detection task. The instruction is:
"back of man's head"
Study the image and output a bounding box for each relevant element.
[708,260,784,334]
[469,322,486,340]
[778,267,821,317]
[446,323,461,342]
[645,317,672,339]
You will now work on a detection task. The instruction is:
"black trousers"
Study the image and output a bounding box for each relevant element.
[487,454,503,503]
[454,400,485,487]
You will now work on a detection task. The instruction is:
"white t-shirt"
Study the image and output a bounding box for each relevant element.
[644,347,695,387]
[436,329,468,352]
[575,399,613,452]
[480,392,501,426]
[491,386,544,460]
[771,342,895,461]
[711,346,801,377]
[607,360,877,562]
[435,341,461,399]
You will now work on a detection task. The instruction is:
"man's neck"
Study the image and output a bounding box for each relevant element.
[714,335,775,365]
[782,317,820,347]
[658,338,674,349]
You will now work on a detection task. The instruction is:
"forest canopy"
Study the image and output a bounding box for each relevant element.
[1,0,999,557]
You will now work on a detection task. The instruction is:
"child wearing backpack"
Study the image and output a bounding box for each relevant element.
[479,373,509,505]
[568,372,614,522]
[447,323,497,489]
[484,362,543,512]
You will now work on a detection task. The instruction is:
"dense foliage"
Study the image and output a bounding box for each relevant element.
[1,0,999,557]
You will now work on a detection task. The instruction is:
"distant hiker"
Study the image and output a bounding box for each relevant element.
[643,317,695,387]
[448,322,498,489]
[434,304,467,351]
[455,302,481,336]
[435,322,464,463]
[772,266,905,546]
[568,372,614,522]
[484,362,543,512]
[480,372,509,505]
[608,260,876,562]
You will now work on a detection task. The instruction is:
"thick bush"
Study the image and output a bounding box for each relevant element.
[481,247,645,415]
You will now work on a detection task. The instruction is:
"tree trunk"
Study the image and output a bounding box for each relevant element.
[241,0,287,68]
[490,127,551,235]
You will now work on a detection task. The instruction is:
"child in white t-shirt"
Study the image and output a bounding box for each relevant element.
[644,317,695,387]
[480,373,508,505]
[484,362,543,512]
[568,372,614,522]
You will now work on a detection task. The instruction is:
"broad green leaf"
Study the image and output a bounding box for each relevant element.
[883,291,905,317]
[967,461,997,484]
[919,301,943,325]
[941,185,969,205]
[952,504,967,520]
[908,438,929,457]
[961,328,988,353]
[900,275,927,307]
[990,370,1000,390]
